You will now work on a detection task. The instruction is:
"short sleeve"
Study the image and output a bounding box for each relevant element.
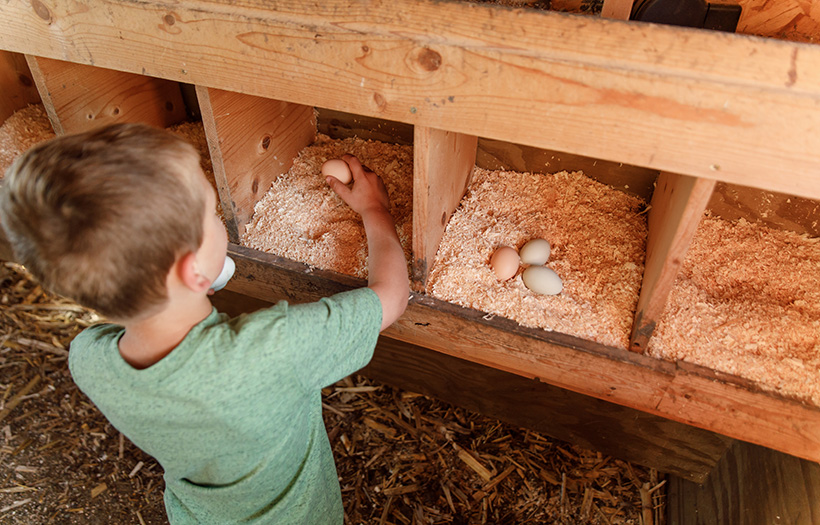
[284,287,382,389]
[222,287,381,392]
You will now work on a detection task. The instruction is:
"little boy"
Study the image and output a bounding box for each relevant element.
[0,123,409,523]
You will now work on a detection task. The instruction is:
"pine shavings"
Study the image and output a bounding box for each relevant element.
[427,167,648,349]
[242,134,413,278]
[0,105,55,178]
[647,215,820,406]
[165,120,223,221]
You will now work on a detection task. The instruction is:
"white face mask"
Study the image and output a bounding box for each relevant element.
[210,255,235,292]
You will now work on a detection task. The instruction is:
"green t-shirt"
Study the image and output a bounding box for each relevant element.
[69,288,382,524]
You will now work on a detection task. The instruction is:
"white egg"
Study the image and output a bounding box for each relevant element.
[522,265,562,295]
[490,246,520,280]
[519,238,551,265]
[322,158,352,184]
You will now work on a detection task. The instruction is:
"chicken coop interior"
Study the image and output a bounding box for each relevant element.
[1,0,819,522]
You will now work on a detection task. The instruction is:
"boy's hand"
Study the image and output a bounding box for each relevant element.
[326,154,408,330]
[326,155,389,217]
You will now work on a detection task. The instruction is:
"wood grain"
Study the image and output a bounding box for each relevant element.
[708,182,820,237]
[0,51,40,124]
[601,0,635,20]
[476,137,659,201]
[197,87,317,241]
[667,440,820,524]
[25,56,186,134]
[630,173,716,351]
[2,1,820,198]
[412,127,477,288]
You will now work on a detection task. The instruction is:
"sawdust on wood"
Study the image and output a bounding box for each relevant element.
[243,134,414,279]
[427,167,648,350]
[0,104,55,178]
[647,215,820,407]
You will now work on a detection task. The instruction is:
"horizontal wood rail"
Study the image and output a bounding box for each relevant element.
[225,243,820,464]
[1,0,819,199]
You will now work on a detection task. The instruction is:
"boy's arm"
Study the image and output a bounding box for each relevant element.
[327,155,409,330]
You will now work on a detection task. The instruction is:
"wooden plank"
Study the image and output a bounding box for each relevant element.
[708,181,820,237]
[667,440,820,524]
[223,242,820,464]
[317,108,413,145]
[412,126,477,288]
[630,173,716,351]
[0,51,40,123]
[476,137,658,202]
[2,1,820,199]
[196,87,316,242]
[209,288,732,482]
[601,0,635,20]
[25,56,186,134]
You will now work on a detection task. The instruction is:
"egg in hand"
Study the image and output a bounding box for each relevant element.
[322,158,353,185]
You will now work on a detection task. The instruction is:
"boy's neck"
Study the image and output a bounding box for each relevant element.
[118,295,212,370]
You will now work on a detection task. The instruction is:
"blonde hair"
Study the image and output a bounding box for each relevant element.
[0,123,207,320]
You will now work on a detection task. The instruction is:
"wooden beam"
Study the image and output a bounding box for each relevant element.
[412,126,477,289]
[25,56,186,134]
[630,173,716,351]
[197,87,316,242]
[209,288,732,482]
[0,51,40,123]
[667,440,820,524]
[223,242,820,464]
[2,1,820,198]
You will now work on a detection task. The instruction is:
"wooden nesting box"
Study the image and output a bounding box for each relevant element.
[2,0,820,519]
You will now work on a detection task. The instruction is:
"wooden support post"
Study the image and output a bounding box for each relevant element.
[601,0,635,20]
[412,126,477,290]
[25,56,186,134]
[0,51,40,124]
[667,440,820,524]
[630,173,716,351]
[197,87,316,243]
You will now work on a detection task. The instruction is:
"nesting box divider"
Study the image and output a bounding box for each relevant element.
[630,172,717,351]
[196,87,317,243]
[25,56,186,135]
[0,51,40,124]
[412,126,477,290]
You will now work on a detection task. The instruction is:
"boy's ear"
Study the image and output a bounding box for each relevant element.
[177,252,211,293]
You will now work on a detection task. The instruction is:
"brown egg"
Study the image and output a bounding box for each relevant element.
[322,158,352,184]
[490,246,520,280]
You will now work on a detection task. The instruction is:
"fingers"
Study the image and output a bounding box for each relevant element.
[326,175,351,198]
[341,154,362,180]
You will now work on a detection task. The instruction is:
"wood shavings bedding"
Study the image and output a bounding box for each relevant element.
[0,104,55,177]
[243,134,413,279]
[166,121,223,221]
[428,167,648,350]
[647,215,820,406]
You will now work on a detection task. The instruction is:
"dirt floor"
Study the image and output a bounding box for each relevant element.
[0,261,664,524]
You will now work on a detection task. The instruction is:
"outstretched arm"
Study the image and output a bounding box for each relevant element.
[326,155,409,330]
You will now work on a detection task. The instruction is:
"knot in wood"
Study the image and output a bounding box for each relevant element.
[417,48,442,72]
[30,0,51,22]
